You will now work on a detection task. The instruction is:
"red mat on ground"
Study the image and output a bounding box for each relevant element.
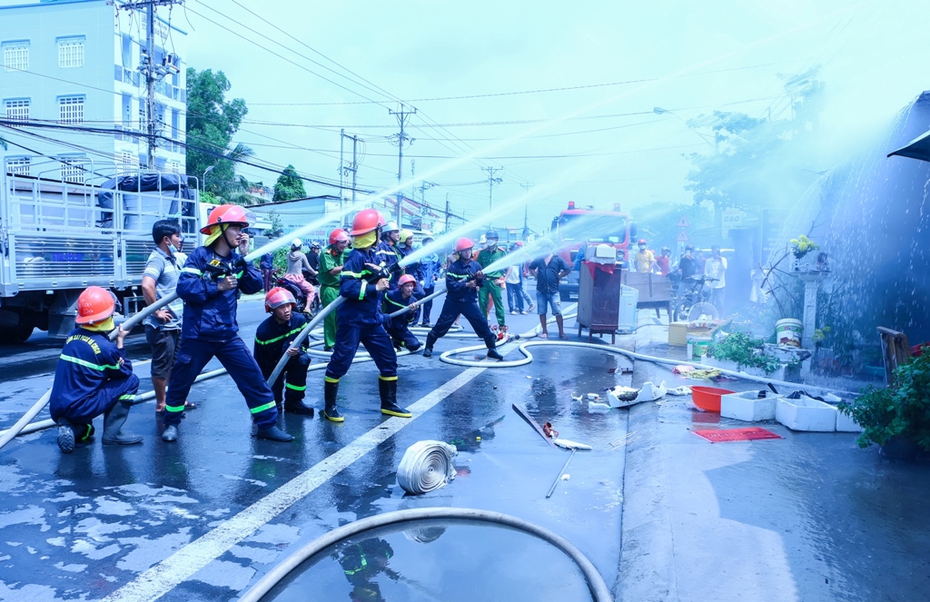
[693,427,782,443]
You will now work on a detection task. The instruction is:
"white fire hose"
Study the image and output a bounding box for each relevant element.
[396,440,458,495]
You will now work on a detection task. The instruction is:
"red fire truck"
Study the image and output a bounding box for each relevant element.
[550,201,635,300]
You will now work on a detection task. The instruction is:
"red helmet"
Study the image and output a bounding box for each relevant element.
[329,228,349,245]
[200,204,249,234]
[638,238,647,245]
[75,286,115,324]
[264,287,296,313]
[397,274,416,287]
[455,238,474,252]
[351,209,381,236]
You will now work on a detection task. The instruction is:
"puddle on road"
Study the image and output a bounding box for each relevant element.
[266,520,592,602]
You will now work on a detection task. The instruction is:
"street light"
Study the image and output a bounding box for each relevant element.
[201,165,216,197]
[653,107,716,148]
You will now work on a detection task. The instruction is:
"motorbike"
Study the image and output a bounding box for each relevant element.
[669,274,717,322]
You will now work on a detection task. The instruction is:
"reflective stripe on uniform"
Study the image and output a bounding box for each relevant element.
[448,272,468,279]
[285,383,306,391]
[119,394,134,401]
[60,354,120,371]
[378,375,398,381]
[182,267,203,275]
[165,403,185,413]
[384,296,406,310]
[255,326,305,346]
[324,376,340,383]
[250,401,277,414]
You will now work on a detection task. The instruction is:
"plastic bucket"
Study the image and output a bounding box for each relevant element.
[687,335,713,359]
[775,318,803,347]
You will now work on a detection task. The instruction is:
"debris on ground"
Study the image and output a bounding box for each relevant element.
[667,386,693,396]
[543,422,559,439]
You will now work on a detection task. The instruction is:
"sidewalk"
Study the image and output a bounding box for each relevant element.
[613,316,930,601]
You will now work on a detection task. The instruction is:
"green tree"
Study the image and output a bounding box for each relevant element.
[185,68,249,196]
[273,165,306,202]
[684,67,825,236]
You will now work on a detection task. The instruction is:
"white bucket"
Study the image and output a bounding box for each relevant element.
[775,318,803,347]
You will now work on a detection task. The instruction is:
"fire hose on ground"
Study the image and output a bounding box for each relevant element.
[236,507,613,602]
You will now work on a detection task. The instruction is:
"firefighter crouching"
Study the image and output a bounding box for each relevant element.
[423,238,505,360]
[322,208,410,422]
[253,287,316,416]
[161,204,293,443]
[50,286,142,453]
[381,274,421,352]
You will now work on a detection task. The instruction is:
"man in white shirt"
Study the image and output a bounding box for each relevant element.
[703,245,727,313]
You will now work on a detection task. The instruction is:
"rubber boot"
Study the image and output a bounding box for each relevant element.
[161,424,179,442]
[323,379,343,422]
[256,424,294,442]
[102,401,143,445]
[379,378,412,418]
[284,392,315,416]
[487,346,504,360]
[422,333,438,358]
[57,418,75,454]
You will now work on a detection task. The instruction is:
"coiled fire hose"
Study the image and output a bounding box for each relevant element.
[236,507,613,602]
[396,440,458,495]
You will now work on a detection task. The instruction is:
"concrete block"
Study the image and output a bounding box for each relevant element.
[721,391,778,422]
[776,396,837,432]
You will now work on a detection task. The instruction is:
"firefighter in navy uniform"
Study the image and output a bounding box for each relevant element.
[381,274,421,352]
[422,238,505,360]
[374,220,403,290]
[253,287,316,416]
[161,204,293,443]
[322,209,410,422]
[337,538,396,602]
[50,286,142,453]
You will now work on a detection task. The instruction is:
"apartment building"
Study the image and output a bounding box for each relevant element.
[0,0,187,182]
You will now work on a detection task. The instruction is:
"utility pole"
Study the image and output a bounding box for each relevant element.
[120,1,182,170]
[445,193,451,234]
[520,183,533,240]
[482,166,503,225]
[389,104,416,227]
[340,130,360,227]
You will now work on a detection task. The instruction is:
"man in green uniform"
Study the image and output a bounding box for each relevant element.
[319,228,350,351]
[477,229,508,333]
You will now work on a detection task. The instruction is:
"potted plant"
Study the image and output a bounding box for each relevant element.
[838,351,930,459]
[705,332,789,378]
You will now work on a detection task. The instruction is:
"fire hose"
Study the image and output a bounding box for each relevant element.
[395,440,458,495]
[236,507,613,602]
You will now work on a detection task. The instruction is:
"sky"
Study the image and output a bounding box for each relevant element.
[15,0,929,234]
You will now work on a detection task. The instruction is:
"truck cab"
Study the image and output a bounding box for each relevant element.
[551,201,634,301]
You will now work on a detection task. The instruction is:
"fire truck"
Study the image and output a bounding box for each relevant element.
[550,201,635,301]
[0,169,199,343]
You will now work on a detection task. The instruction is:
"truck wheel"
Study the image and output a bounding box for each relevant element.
[0,323,34,344]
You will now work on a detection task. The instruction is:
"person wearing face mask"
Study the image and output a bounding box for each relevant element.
[633,239,656,273]
[160,205,292,443]
[142,220,194,417]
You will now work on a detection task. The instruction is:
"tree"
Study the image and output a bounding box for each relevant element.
[683,67,825,237]
[185,68,248,195]
[273,165,306,202]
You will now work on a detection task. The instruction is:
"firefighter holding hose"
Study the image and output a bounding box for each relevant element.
[322,209,411,422]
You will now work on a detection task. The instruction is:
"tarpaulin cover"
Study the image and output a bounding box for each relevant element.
[692,427,782,443]
[97,173,194,213]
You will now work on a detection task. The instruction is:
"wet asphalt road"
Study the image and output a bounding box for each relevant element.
[0,301,632,601]
[3,302,930,601]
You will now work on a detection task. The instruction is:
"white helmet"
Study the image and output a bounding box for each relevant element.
[291,238,302,248]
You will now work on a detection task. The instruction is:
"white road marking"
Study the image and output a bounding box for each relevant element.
[101,365,490,602]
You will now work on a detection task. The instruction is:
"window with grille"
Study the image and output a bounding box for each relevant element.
[58,37,85,68]
[4,98,30,124]
[118,151,138,175]
[59,96,85,124]
[168,161,181,174]
[5,157,31,176]
[60,156,88,183]
[2,41,29,71]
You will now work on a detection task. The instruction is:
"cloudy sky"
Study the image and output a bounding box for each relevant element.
[157,0,930,231]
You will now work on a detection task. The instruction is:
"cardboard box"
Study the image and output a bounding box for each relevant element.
[669,321,689,347]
